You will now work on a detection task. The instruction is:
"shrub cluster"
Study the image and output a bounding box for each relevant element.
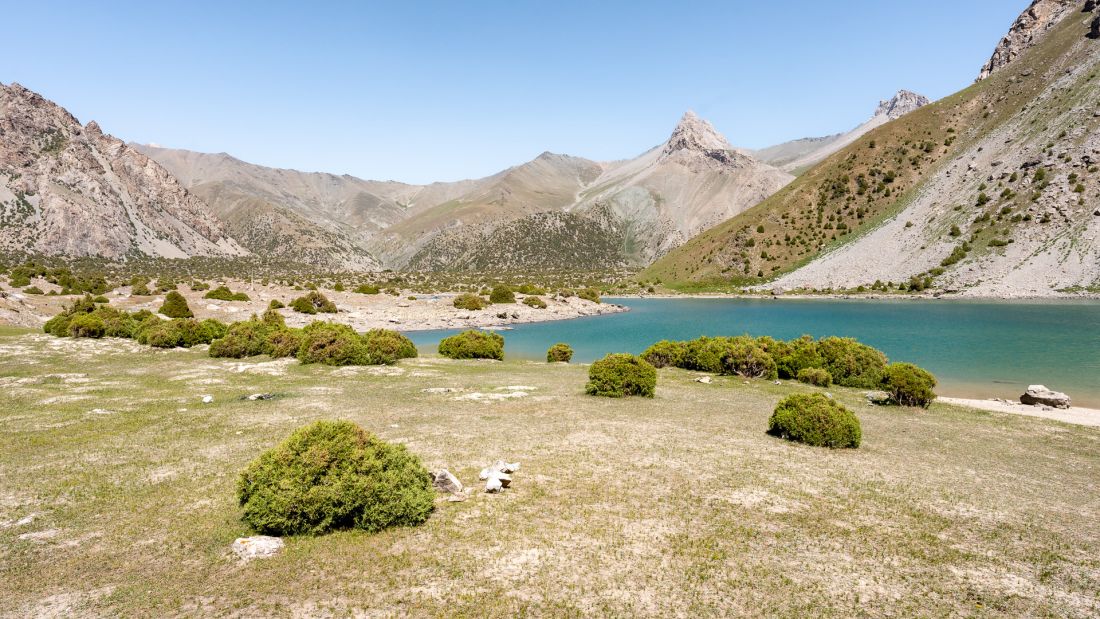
[297,322,417,366]
[237,420,434,536]
[585,353,656,398]
[158,290,193,318]
[452,293,486,311]
[546,342,573,363]
[488,286,515,304]
[577,288,601,304]
[881,363,937,407]
[522,296,547,309]
[767,393,861,448]
[438,330,504,360]
[142,318,227,348]
[204,285,250,302]
[796,367,832,387]
[291,291,337,314]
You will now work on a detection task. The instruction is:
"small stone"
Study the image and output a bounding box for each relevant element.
[246,393,274,401]
[695,376,713,384]
[231,536,284,561]
[432,469,464,494]
[201,395,213,404]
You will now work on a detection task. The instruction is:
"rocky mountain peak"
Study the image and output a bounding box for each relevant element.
[874,90,931,120]
[977,0,1078,80]
[663,111,733,155]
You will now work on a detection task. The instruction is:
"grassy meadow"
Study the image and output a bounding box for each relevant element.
[1,325,1099,617]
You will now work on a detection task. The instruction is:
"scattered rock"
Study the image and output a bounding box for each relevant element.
[231,536,284,561]
[485,477,503,493]
[201,395,213,404]
[695,376,713,384]
[865,391,891,405]
[1020,385,1071,409]
[245,393,275,401]
[480,460,520,493]
[421,387,465,394]
[432,469,464,494]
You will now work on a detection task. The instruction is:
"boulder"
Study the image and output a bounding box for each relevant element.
[432,469,463,494]
[231,536,284,561]
[1020,385,1071,409]
[695,376,713,384]
[485,477,503,493]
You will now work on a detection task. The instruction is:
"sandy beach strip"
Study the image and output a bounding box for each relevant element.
[940,397,1100,427]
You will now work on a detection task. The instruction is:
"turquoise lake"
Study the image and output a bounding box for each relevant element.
[407,298,1100,407]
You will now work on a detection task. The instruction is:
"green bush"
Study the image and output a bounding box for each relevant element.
[67,313,106,338]
[881,363,937,407]
[577,288,601,304]
[361,329,419,364]
[261,308,286,328]
[236,420,434,536]
[131,280,152,296]
[522,296,547,309]
[204,286,250,302]
[796,367,833,387]
[354,284,380,295]
[767,394,861,449]
[23,286,44,295]
[774,335,822,379]
[438,330,504,360]
[158,291,193,318]
[297,322,369,365]
[817,337,888,388]
[453,293,486,311]
[585,354,656,398]
[145,318,226,349]
[268,299,285,309]
[718,337,778,379]
[209,320,273,358]
[640,340,687,369]
[267,328,304,358]
[489,286,515,304]
[291,291,337,314]
[546,343,573,363]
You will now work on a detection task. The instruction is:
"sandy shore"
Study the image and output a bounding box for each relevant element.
[0,280,627,332]
[940,397,1100,428]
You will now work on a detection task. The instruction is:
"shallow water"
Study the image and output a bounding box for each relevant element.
[407,298,1100,407]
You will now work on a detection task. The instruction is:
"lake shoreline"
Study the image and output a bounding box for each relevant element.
[614,292,1100,301]
[939,397,1100,427]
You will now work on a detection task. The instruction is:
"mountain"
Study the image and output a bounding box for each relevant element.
[753,90,930,174]
[645,0,1100,296]
[0,83,245,260]
[141,112,792,271]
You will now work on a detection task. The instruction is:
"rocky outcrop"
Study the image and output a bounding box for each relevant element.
[662,111,733,155]
[0,83,245,260]
[874,90,932,120]
[1020,385,1072,409]
[977,0,1079,80]
[1089,14,1100,39]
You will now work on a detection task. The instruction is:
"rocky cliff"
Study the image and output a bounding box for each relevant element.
[0,83,245,260]
[977,0,1080,80]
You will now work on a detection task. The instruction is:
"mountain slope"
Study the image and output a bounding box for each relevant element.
[645,1,1100,296]
[754,90,931,174]
[0,83,245,260]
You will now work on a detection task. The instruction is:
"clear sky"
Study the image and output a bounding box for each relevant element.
[2,1,1025,184]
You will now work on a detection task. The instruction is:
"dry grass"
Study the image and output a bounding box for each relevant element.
[1,326,1099,617]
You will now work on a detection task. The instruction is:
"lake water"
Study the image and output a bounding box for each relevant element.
[406,298,1100,407]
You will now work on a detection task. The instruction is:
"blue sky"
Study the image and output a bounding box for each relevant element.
[2,1,1024,184]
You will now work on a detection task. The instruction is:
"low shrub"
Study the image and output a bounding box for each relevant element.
[23,286,44,295]
[453,293,486,311]
[489,286,515,304]
[67,313,106,338]
[261,309,286,328]
[585,353,656,398]
[881,363,937,407]
[354,284,380,294]
[236,420,434,536]
[159,291,193,318]
[718,337,778,379]
[204,286,250,302]
[774,335,822,379]
[291,291,337,314]
[546,343,573,363]
[361,329,419,364]
[767,393,861,449]
[131,280,152,296]
[297,322,369,365]
[522,296,547,309]
[577,288,601,304]
[268,299,285,309]
[817,337,888,388]
[796,367,833,387]
[266,328,304,358]
[209,320,273,358]
[641,340,687,369]
[438,330,504,360]
[144,318,220,348]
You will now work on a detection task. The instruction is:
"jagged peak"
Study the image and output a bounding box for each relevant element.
[663,110,733,155]
[874,90,931,120]
[977,0,1079,81]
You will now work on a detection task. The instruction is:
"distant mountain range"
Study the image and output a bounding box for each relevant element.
[646,0,1100,296]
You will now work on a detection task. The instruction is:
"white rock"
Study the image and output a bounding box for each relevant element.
[485,477,503,493]
[231,536,284,561]
[695,376,713,384]
[201,395,214,404]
